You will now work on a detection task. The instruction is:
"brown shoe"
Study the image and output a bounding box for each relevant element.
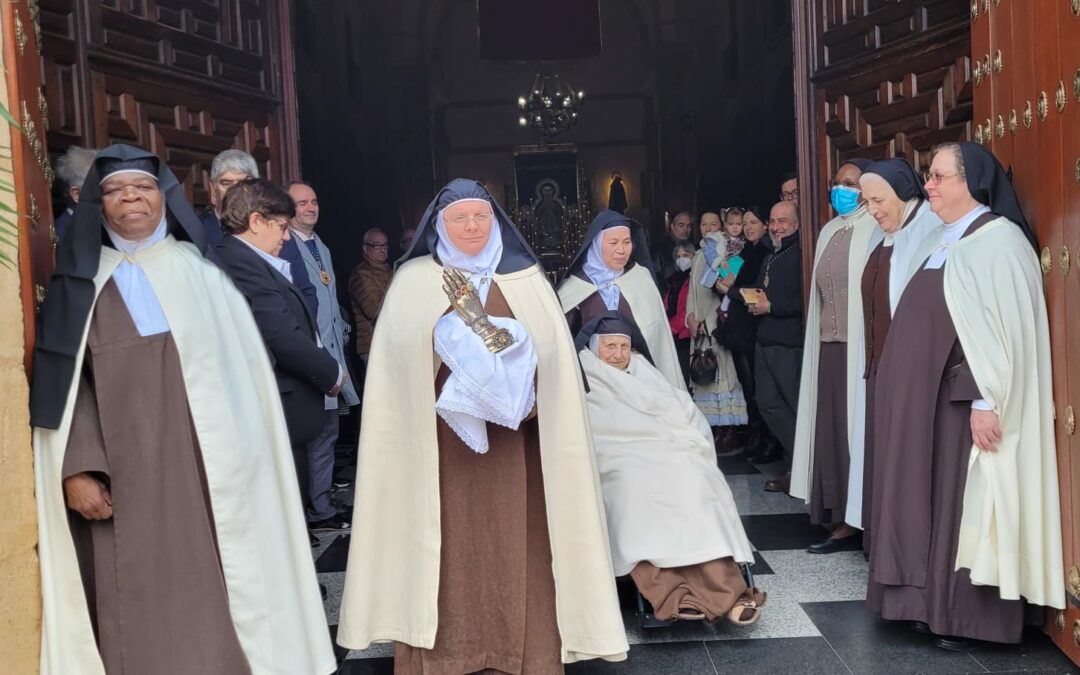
[763,473,790,493]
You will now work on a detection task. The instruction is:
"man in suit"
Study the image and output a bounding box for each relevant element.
[213,178,347,539]
[203,149,319,317]
[289,180,359,532]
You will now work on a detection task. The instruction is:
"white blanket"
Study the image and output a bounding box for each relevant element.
[580,350,754,576]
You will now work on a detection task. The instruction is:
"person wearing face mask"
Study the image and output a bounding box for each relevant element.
[666,241,697,384]
[853,158,942,553]
[789,160,879,553]
[337,180,628,670]
[686,212,748,442]
[560,210,686,389]
[651,210,696,287]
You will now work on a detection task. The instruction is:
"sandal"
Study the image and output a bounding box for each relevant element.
[674,607,707,621]
[726,599,762,626]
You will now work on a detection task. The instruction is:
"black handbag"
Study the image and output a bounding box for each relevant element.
[689,323,719,385]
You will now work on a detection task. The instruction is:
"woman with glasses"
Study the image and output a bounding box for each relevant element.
[560,210,687,390]
[214,178,348,543]
[866,142,1062,650]
[788,159,879,555]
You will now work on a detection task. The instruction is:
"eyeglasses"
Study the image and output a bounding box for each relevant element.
[447,213,493,227]
[364,243,388,249]
[923,171,961,185]
[829,180,859,189]
[781,189,799,200]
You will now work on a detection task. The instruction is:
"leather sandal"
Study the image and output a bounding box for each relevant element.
[726,599,762,626]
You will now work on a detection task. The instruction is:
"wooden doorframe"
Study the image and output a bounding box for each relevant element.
[275,0,302,182]
[791,0,820,297]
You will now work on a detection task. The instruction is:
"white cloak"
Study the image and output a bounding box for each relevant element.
[337,256,629,663]
[559,264,686,390]
[789,207,877,512]
[944,218,1064,609]
[33,237,336,675]
[580,350,754,576]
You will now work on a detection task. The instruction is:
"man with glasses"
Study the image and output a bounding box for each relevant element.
[348,228,394,364]
[780,172,799,206]
[746,201,804,494]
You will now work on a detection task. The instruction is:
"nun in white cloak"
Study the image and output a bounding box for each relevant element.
[576,312,764,625]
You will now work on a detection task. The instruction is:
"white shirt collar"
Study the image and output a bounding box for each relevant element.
[943,204,991,244]
[290,227,316,242]
[233,234,293,283]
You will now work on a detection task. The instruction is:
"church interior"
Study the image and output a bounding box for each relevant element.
[3,0,1080,673]
[291,0,796,277]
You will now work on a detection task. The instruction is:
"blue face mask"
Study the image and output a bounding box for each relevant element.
[830,185,861,215]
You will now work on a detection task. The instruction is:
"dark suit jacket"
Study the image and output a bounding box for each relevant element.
[215,235,340,445]
[201,211,319,317]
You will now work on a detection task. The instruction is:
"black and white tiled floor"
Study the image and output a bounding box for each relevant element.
[319,449,1077,674]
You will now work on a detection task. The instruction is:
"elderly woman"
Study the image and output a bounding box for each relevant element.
[560,210,685,389]
[577,313,765,625]
[852,158,942,551]
[788,160,877,554]
[867,143,1062,649]
[686,213,748,436]
[338,180,628,670]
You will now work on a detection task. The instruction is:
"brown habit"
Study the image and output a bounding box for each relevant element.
[631,558,759,622]
[809,342,848,526]
[867,216,1022,643]
[395,282,562,675]
[564,269,637,337]
[63,281,250,674]
[859,241,893,551]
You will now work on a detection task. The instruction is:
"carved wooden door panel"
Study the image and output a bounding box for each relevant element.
[37,0,299,232]
[972,0,1080,664]
[792,0,973,265]
[2,0,55,369]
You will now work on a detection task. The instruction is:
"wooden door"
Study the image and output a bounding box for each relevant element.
[36,0,300,243]
[972,0,1078,663]
[3,0,56,370]
[792,0,973,268]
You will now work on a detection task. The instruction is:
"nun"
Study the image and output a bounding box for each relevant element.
[867,142,1063,649]
[577,313,765,625]
[337,180,628,671]
[789,159,878,554]
[30,145,335,675]
[559,210,686,389]
[854,158,943,551]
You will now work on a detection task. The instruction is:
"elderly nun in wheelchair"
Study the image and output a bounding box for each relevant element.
[576,312,766,625]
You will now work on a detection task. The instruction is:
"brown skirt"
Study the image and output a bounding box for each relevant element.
[631,558,762,622]
[808,342,849,526]
[861,367,878,553]
[866,352,1023,643]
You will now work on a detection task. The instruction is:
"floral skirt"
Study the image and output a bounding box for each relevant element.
[691,345,748,427]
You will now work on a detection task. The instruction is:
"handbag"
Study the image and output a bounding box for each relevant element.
[689,323,719,385]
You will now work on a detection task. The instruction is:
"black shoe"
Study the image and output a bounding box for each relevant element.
[935,636,982,652]
[309,531,320,548]
[320,583,328,600]
[763,473,791,493]
[807,532,863,554]
[309,513,351,533]
[911,621,931,635]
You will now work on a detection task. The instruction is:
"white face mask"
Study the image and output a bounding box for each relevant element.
[675,256,692,272]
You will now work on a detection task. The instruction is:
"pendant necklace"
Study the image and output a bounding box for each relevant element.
[763,245,793,288]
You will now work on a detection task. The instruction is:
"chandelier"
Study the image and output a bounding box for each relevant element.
[517,73,585,145]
